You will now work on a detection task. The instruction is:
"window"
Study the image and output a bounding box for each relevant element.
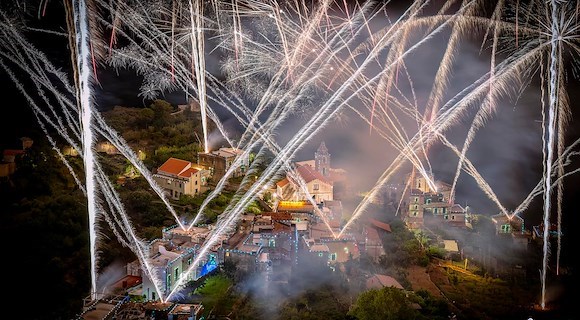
[175,268,179,280]
[330,253,337,261]
[313,183,320,190]
[167,274,171,288]
[187,258,192,266]
[414,197,418,203]
[501,224,511,233]
[434,208,438,214]
[269,239,276,247]
[195,180,198,185]
[426,198,431,204]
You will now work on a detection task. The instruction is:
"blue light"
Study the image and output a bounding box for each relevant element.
[199,254,218,277]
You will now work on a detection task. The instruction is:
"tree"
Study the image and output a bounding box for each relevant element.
[348,287,421,320]
[194,275,233,317]
[150,99,174,128]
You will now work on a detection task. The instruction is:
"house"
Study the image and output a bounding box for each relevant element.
[443,239,460,259]
[276,164,333,204]
[20,136,33,149]
[197,147,249,182]
[445,204,472,229]
[153,157,207,199]
[62,145,79,157]
[294,141,349,200]
[141,225,222,301]
[532,223,561,240]
[96,141,119,155]
[491,212,524,235]
[363,225,385,261]
[405,189,425,229]
[366,274,404,290]
[168,303,204,320]
[358,219,391,261]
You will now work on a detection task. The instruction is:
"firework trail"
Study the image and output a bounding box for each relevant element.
[70,0,100,299]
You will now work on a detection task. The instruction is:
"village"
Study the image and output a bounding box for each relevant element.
[7,137,548,319]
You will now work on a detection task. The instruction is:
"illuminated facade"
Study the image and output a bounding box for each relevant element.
[153,157,206,199]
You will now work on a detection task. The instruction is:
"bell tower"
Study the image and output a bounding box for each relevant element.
[315,141,330,177]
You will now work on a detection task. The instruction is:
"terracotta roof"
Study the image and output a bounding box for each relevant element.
[263,212,293,221]
[276,178,290,187]
[366,274,403,290]
[295,164,330,184]
[273,221,292,233]
[178,167,199,178]
[158,157,199,178]
[3,149,25,156]
[370,219,392,232]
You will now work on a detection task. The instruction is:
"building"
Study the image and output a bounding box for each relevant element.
[293,141,349,200]
[366,274,404,290]
[197,147,249,182]
[491,212,524,235]
[445,204,472,229]
[141,225,221,301]
[96,141,119,155]
[154,157,207,199]
[276,164,334,204]
[405,189,425,229]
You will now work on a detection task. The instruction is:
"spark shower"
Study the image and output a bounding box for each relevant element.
[0,0,578,310]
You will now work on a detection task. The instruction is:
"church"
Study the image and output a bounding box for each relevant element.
[276,141,349,204]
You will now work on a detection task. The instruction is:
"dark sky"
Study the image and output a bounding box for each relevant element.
[2,0,579,227]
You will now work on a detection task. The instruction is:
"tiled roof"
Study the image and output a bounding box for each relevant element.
[295,164,330,184]
[3,149,25,156]
[158,157,198,178]
[370,218,392,232]
[263,212,293,221]
[276,178,290,187]
[366,274,403,290]
[178,167,199,177]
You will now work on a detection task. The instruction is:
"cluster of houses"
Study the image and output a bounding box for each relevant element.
[2,134,554,318]
[119,141,394,304]
[78,141,402,317]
